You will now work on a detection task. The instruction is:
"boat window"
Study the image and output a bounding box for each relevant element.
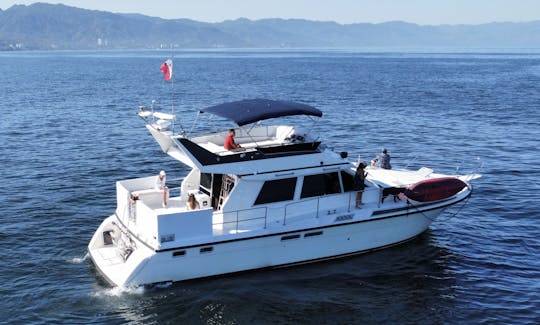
[340,171,354,192]
[254,177,297,205]
[172,250,186,257]
[200,172,212,195]
[304,231,323,238]
[300,172,341,199]
[281,234,301,241]
[200,247,213,253]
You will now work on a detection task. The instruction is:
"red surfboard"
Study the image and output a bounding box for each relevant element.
[405,177,467,202]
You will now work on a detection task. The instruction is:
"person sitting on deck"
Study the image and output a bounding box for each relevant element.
[187,193,200,211]
[155,170,168,208]
[371,148,392,169]
[224,129,241,150]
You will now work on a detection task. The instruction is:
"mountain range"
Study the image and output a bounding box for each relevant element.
[1,3,540,50]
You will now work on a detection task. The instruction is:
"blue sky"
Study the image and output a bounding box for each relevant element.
[1,0,539,25]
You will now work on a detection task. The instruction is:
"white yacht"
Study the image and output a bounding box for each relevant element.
[88,99,479,287]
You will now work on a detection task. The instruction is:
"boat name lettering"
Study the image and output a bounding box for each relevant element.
[334,214,353,222]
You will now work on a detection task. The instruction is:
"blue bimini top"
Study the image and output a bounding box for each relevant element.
[199,99,323,126]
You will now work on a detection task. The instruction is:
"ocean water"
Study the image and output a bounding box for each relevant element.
[1,49,539,324]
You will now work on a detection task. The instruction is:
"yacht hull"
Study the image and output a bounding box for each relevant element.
[89,207,442,287]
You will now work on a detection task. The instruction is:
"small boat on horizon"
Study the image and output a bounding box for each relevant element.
[88,98,480,287]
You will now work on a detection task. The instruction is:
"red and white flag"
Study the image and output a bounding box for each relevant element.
[160,59,173,80]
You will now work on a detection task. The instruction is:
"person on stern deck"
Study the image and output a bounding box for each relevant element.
[187,193,200,210]
[155,170,168,208]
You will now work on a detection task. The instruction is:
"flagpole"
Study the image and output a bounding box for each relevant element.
[170,54,174,133]
[160,55,185,134]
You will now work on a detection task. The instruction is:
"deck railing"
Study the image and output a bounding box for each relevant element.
[213,206,268,233]
[283,187,385,225]
[210,187,384,232]
[165,177,184,197]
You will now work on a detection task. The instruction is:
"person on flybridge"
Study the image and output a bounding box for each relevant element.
[224,129,242,150]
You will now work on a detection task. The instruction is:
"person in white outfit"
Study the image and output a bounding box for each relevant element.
[155,170,168,207]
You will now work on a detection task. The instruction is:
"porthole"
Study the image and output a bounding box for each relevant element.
[172,250,186,257]
[304,231,323,238]
[200,247,213,253]
[281,234,300,241]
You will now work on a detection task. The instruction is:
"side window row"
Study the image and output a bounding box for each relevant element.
[255,171,355,205]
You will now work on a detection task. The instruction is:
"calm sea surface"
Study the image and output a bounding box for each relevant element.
[1,50,539,324]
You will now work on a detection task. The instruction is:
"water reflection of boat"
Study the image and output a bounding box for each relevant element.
[88,99,480,287]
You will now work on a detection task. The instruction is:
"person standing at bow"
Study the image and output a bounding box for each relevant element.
[353,163,368,207]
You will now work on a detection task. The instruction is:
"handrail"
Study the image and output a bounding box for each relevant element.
[213,206,268,232]
[210,186,386,231]
[401,155,483,176]
[165,177,184,196]
[353,151,483,176]
[283,191,353,225]
[282,187,385,225]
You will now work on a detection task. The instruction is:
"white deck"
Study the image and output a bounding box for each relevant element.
[194,125,302,155]
[92,246,124,267]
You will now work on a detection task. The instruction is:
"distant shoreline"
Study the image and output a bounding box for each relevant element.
[3,48,540,54]
[2,3,540,51]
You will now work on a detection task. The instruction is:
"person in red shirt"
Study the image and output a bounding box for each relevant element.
[224,129,241,150]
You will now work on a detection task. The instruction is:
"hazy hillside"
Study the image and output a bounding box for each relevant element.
[1,3,540,50]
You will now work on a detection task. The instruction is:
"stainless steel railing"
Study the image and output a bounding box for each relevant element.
[211,188,383,231]
[213,206,268,233]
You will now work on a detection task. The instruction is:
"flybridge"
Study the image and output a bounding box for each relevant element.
[138,99,336,175]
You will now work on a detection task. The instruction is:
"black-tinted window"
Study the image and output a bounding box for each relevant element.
[300,173,341,198]
[341,171,354,192]
[301,173,341,198]
[200,173,212,191]
[301,174,325,198]
[254,178,297,205]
